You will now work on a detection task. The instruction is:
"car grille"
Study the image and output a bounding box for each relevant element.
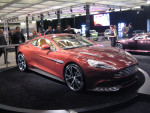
[96,73,137,87]
[93,76,138,92]
[114,64,138,78]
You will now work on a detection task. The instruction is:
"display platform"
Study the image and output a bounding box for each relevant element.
[0,67,145,113]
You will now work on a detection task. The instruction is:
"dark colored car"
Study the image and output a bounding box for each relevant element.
[17,34,138,92]
[116,34,150,52]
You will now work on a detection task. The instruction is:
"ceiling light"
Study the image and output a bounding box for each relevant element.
[75,14,79,16]
[133,6,141,9]
[121,8,130,11]
[147,0,150,4]
[91,12,99,15]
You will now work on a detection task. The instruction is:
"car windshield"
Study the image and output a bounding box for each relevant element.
[53,36,94,49]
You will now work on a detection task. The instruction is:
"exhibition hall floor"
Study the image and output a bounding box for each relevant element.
[0,39,150,113]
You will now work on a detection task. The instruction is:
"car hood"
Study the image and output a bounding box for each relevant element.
[66,45,138,69]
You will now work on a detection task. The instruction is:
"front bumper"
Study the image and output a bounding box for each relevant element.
[85,64,139,91]
[92,74,138,92]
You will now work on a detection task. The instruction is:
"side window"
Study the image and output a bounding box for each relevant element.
[37,38,57,51]
[135,36,144,40]
[31,39,38,46]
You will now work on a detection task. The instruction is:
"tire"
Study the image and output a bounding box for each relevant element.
[116,43,123,49]
[64,64,85,92]
[18,53,28,72]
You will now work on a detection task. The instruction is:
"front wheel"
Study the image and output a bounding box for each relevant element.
[64,64,85,92]
[18,53,28,72]
[116,43,123,49]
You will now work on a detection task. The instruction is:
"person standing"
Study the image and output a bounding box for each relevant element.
[9,30,15,44]
[44,26,53,35]
[114,25,118,39]
[122,24,128,38]
[127,23,133,38]
[109,25,117,47]
[65,25,76,34]
[30,30,38,39]
[0,29,8,64]
[54,25,62,34]
[12,26,25,63]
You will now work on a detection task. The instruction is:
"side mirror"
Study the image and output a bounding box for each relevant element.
[41,44,50,50]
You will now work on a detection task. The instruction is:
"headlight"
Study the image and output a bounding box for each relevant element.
[87,59,117,70]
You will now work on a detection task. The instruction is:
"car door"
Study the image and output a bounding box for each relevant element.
[33,38,57,76]
[124,38,138,50]
[136,35,150,51]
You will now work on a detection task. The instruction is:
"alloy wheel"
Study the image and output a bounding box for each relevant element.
[116,43,123,49]
[64,64,84,91]
[18,53,27,71]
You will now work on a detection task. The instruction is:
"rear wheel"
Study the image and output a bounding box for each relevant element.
[18,53,27,72]
[116,43,123,49]
[64,64,85,92]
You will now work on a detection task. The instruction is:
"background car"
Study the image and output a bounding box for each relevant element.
[133,30,143,36]
[17,34,138,92]
[83,30,98,40]
[104,29,112,36]
[71,28,81,34]
[116,33,150,52]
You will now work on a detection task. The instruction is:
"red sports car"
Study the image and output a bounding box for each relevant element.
[116,33,150,52]
[17,34,138,92]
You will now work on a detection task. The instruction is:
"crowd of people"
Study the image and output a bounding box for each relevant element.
[44,25,76,35]
[0,24,134,64]
[0,29,7,64]
[0,26,25,64]
[122,23,133,38]
[108,23,133,47]
[29,25,76,40]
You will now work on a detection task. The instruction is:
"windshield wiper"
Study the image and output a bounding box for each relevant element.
[63,46,79,50]
[63,44,94,50]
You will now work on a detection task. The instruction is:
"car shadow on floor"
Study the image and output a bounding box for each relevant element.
[129,52,150,56]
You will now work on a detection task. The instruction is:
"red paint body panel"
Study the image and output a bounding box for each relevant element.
[18,34,138,89]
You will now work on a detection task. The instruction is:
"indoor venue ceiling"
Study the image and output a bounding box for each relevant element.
[0,0,149,22]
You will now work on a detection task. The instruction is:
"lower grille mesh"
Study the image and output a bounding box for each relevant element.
[115,64,138,78]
